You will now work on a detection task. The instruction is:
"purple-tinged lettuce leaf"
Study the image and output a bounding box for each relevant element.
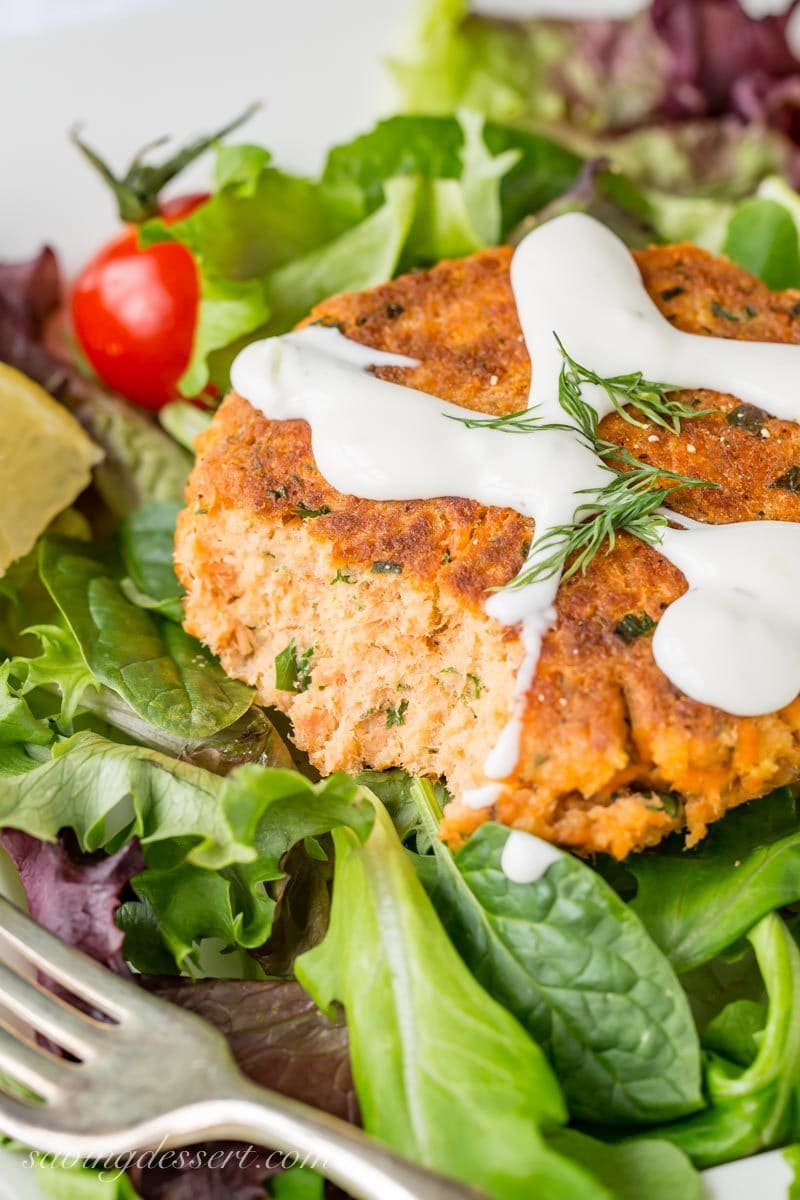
[128,978,354,1200]
[145,977,356,1121]
[396,0,800,196]
[0,830,143,974]
[0,248,70,396]
[652,0,800,122]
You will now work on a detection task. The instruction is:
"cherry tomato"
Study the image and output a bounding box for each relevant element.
[71,193,207,410]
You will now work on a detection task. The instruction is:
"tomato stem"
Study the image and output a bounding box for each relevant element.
[70,102,260,223]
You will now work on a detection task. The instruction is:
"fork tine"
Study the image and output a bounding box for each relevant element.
[0,960,106,1059]
[0,898,132,1020]
[0,1024,69,1100]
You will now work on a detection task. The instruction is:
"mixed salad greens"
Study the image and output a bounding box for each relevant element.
[8,0,800,1197]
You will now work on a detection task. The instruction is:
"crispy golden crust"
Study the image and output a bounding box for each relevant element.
[177,243,800,859]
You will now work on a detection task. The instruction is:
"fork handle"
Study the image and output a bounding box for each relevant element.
[192,1079,488,1200]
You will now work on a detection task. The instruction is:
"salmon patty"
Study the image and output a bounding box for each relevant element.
[175,243,800,859]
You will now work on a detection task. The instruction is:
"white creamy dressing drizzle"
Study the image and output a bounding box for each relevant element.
[231,212,800,868]
[500,830,563,885]
[655,515,800,716]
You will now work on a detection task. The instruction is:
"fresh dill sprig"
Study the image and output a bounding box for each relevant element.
[556,336,716,435]
[448,334,719,587]
[447,336,714,440]
[503,450,714,590]
[444,406,575,435]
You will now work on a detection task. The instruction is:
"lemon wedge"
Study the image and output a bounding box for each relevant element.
[0,363,103,576]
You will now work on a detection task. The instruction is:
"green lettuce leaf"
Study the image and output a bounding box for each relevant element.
[786,1143,800,1198]
[547,1131,701,1200]
[0,666,53,748]
[410,783,702,1125]
[261,176,419,336]
[142,113,572,395]
[625,788,800,973]
[323,112,581,246]
[269,1167,325,1199]
[69,382,192,518]
[297,792,614,1200]
[34,1159,140,1199]
[11,623,98,728]
[158,400,213,452]
[0,729,373,973]
[38,534,252,740]
[641,914,800,1168]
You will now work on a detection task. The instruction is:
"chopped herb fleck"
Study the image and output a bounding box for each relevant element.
[372,561,403,574]
[660,286,685,302]
[659,793,681,818]
[461,673,483,704]
[270,485,288,500]
[710,301,741,323]
[442,548,453,565]
[726,403,769,435]
[744,305,758,320]
[385,302,405,318]
[791,301,800,318]
[386,699,409,727]
[331,568,356,584]
[274,640,314,692]
[771,465,800,493]
[615,613,656,644]
[441,666,459,675]
[293,503,331,519]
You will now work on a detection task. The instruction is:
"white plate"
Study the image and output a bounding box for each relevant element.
[0,0,797,1196]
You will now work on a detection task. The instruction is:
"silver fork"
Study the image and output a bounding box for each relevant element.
[0,897,486,1200]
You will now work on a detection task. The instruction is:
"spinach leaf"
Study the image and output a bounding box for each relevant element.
[644,914,800,1168]
[679,944,765,1033]
[702,999,767,1068]
[12,620,293,769]
[39,534,252,740]
[626,788,800,972]
[118,501,184,622]
[723,197,800,290]
[410,784,702,1125]
[297,793,613,1200]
